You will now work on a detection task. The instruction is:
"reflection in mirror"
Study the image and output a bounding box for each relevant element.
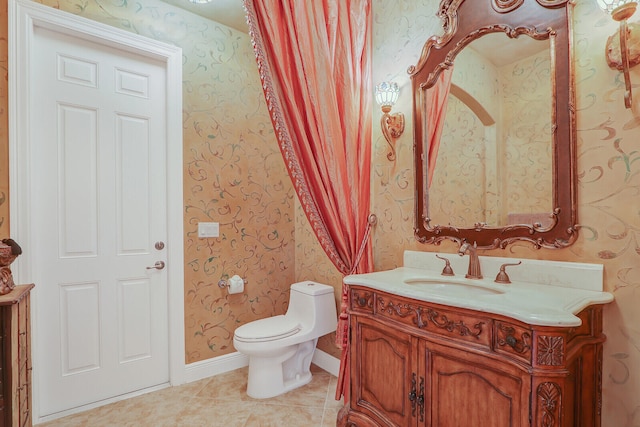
[428,33,553,228]
[411,0,577,249]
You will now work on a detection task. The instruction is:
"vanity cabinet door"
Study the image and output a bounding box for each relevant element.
[424,342,531,427]
[351,316,416,427]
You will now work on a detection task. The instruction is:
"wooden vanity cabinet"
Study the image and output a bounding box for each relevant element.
[0,284,34,427]
[338,286,606,427]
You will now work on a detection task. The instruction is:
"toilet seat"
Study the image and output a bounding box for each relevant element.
[234,315,301,342]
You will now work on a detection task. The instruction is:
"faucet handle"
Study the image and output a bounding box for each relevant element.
[494,261,522,284]
[435,254,455,276]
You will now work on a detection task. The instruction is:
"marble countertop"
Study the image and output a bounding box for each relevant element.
[344,263,614,327]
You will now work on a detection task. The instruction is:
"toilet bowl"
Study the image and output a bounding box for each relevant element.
[233,281,337,399]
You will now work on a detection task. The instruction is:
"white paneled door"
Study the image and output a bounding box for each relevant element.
[29,25,170,416]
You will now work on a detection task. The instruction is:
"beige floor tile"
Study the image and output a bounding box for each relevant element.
[35,365,338,427]
[244,403,325,427]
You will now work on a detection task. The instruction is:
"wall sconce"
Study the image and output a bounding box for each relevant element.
[375,81,405,161]
[597,0,640,108]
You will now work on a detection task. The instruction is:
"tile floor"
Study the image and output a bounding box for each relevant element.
[36,365,342,427]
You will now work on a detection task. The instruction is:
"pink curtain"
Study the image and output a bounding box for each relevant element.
[426,68,454,187]
[244,0,373,402]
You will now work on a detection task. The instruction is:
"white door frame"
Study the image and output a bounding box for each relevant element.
[8,0,185,421]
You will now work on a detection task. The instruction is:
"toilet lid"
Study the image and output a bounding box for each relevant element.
[234,315,301,342]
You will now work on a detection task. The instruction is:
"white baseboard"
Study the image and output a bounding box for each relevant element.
[311,348,340,377]
[184,349,341,383]
[184,351,249,383]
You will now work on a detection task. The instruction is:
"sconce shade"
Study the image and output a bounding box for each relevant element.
[375,81,400,108]
[596,0,637,19]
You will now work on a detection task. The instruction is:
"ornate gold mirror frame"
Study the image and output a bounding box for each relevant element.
[411,0,577,249]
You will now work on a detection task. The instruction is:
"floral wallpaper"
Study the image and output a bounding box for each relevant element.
[4,0,296,364]
[431,46,553,227]
[2,0,640,423]
[501,49,553,221]
[431,95,489,226]
[370,0,640,425]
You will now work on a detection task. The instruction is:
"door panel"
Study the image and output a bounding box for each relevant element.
[30,24,169,416]
[353,317,415,427]
[428,346,530,427]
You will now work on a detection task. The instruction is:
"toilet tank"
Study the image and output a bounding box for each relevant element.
[286,281,337,336]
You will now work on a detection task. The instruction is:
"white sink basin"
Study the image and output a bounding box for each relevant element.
[403,278,505,296]
[344,251,615,327]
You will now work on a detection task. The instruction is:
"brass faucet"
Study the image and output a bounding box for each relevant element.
[458,241,482,279]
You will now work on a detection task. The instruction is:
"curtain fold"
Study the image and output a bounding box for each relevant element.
[244,0,373,402]
[426,67,454,187]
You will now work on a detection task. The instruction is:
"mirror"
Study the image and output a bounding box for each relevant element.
[429,32,553,228]
[410,0,577,249]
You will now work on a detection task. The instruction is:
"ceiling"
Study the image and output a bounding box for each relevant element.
[160,0,248,33]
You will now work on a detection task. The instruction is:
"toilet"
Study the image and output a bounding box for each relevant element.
[233,281,337,399]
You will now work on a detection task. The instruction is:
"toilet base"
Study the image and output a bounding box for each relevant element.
[245,339,317,399]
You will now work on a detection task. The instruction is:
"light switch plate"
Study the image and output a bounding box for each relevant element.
[198,222,220,238]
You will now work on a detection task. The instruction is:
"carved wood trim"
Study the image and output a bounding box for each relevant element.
[376,297,485,339]
[597,344,603,417]
[537,336,565,366]
[496,322,532,354]
[351,289,374,312]
[492,0,524,13]
[537,382,561,427]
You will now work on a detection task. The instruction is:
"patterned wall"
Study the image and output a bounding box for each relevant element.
[5,0,295,364]
[432,95,489,226]
[2,0,639,421]
[431,47,553,227]
[369,0,640,424]
[501,49,553,220]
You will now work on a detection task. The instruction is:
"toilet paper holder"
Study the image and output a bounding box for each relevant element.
[218,276,248,289]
